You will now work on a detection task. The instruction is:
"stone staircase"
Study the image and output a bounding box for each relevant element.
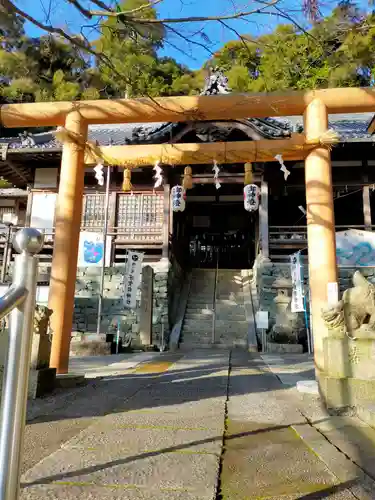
[180,269,251,349]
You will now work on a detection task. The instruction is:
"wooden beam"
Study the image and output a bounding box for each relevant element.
[85,137,308,166]
[2,87,375,128]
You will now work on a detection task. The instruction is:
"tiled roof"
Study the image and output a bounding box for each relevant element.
[0,112,374,151]
[285,113,375,141]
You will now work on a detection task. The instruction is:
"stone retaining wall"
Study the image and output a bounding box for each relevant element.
[72,258,174,348]
[255,259,374,336]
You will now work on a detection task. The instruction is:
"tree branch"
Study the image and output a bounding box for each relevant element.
[66,0,93,19]
[89,0,280,23]
[0,0,136,90]
[90,0,111,10]
[120,0,164,15]
[165,24,215,57]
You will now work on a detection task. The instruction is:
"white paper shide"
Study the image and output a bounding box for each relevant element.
[123,251,144,309]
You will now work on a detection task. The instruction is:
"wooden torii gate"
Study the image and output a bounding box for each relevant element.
[1,88,375,375]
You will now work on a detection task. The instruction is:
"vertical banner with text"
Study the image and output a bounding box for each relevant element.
[290,251,305,313]
[123,251,144,309]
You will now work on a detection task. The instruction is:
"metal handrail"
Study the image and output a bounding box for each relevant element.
[0,228,43,500]
[0,287,27,321]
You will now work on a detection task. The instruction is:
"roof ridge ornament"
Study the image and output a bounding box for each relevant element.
[200,67,231,95]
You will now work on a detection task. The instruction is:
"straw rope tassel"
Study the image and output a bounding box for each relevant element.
[244,163,253,185]
[122,168,133,192]
[183,166,193,190]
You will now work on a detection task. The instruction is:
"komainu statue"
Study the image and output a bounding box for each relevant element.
[33,305,53,335]
[322,271,375,339]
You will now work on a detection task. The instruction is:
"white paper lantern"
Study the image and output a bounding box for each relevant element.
[171,185,186,212]
[244,184,260,212]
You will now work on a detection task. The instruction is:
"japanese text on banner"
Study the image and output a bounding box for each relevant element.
[123,251,144,309]
[290,251,305,313]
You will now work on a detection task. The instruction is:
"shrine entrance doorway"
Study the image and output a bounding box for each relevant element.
[175,184,257,270]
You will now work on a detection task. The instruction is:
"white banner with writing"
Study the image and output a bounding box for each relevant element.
[290,251,304,313]
[123,251,144,309]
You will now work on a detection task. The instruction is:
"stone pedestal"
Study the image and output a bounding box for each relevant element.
[267,342,303,354]
[270,280,302,345]
[70,334,111,356]
[321,336,375,410]
[29,305,56,398]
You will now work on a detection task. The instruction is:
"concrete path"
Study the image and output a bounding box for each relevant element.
[68,352,160,378]
[19,350,375,499]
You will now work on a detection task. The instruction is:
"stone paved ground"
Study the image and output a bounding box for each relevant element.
[19,350,375,499]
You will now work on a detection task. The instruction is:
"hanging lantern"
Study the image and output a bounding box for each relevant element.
[244,162,253,185]
[171,185,186,212]
[122,168,133,192]
[182,166,193,190]
[244,184,260,212]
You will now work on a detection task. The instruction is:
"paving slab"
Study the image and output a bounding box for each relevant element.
[21,484,212,500]
[21,447,219,494]
[21,350,227,500]
[68,352,160,378]
[19,348,375,500]
[220,352,350,500]
[62,421,223,455]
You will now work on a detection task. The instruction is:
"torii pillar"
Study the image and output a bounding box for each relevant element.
[49,111,87,374]
[304,99,338,374]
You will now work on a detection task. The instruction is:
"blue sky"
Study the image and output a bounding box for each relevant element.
[20,0,371,69]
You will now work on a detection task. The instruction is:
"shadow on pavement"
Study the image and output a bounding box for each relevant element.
[21,423,299,487]
[27,355,315,426]
[296,478,359,498]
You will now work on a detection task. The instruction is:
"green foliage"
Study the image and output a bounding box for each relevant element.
[1,0,375,104]
[209,1,375,91]
[0,178,11,188]
[96,0,197,96]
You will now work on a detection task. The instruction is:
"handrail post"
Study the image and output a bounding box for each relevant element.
[0,228,43,500]
[0,225,12,284]
[212,249,219,345]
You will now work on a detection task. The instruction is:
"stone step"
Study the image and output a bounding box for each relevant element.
[187,301,215,307]
[186,304,245,313]
[184,318,249,327]
[184,311,214,320]
[180,340,247,349]
[185,306,213,313]
[183,321,249,334]
[190,288,215,293]
[188,293,215,299]
[187,297,213,309]
[185,312,246,321]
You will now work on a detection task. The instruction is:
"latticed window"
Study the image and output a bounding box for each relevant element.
[117,192,164,242]
[0,206,16,223]
[81,194,107,229]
